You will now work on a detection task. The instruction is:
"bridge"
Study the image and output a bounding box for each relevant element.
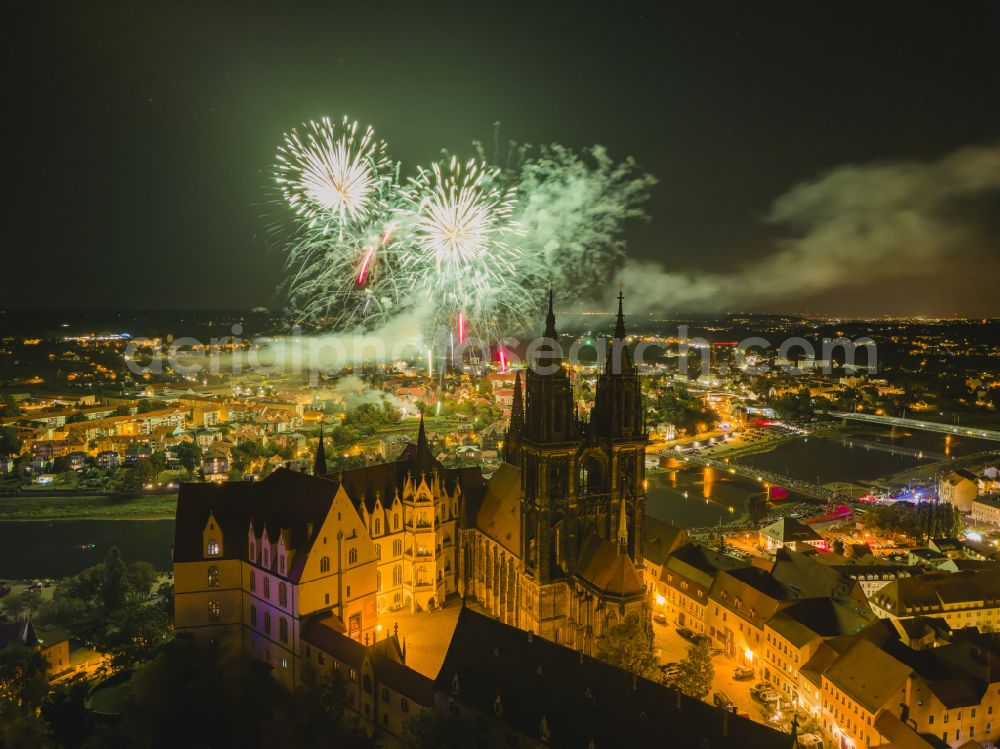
[670,453,852,504]
[826,411,1000,442]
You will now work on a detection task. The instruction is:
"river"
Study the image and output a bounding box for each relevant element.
[0,520,175,580]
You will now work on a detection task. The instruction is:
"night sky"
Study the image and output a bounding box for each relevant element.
[8,2,1000,315]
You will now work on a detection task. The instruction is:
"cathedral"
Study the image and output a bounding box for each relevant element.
[172,289,648,675]
[458,290,649,653]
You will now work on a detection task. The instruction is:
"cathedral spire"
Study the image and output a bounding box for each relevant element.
[543,286,557,340]
[314,427,328,476]
[613,286,626,340]
[414,411,434,473]
[504,371,524,465]
[617,493,629,555]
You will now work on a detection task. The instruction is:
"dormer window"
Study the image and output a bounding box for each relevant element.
[249,542,256,563]
[206,539,220,557]
[279,555,285,575]
[263,547,270,567]
[374,517,381,535]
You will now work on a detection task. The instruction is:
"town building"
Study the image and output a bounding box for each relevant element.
[971,494,1000,527]
[758,516,826,553]
[938,468,979,512]
[869,569,1000,630]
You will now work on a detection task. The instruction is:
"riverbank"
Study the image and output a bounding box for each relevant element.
[0,493,178,521]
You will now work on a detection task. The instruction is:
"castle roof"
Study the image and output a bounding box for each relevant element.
[436,607,791,749]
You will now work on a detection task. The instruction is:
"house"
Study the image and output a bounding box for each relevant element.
[0,618,70,679]
[96,450,121,469]
[939,469,979,512]
[758,517,826,553]
[971,495,1000,527]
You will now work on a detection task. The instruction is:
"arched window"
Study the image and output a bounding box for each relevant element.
[393,540,402,556]
[263,547,270,567]
[278,555,285,575]
[393,565,402,586]
[250,604,257,626]
[249,570,256,592]
[278,582,288,607]
[377,571,382,592]
[208,565,220,587]
[393,513,399,530]
[376,544,382,560]
[348,548,357,564]
[264,612,271,634]
[263,577,271,599]
[320,556,330,573]
[279,618,288,643]
[206,539,220,556]
[208,600,221,621]
[249,541,255,562]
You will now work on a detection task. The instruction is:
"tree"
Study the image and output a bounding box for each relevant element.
[595,614,659,680]
[832,538,845,556]
[123,458,158,491]
[0,643,54,748]
[95,600,171,672]
[175,441,202,475]
[0,426,21,457]
[404,709,476,749]
[1,589,41,620]
[126,561,158,598]
[137,400,168,414]
[101,547,129,612]
[674,639,714,699]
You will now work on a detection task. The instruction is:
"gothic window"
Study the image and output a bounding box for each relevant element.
[278,555,285,575]
[263,547,270,567]
[393,513,400,530]
[377,571,382,592]
[278,582,288,607]
[579,456,603,495]
[249,570,256,592]
[208,600,221,621]
[374,517,381,535]
[250,604,257,626]
[393,539,403,556]
[264,612,271,634]
[279,618,288,643]
[320,556,330,573]
[263,577,271,599]
[393,565,402,586]
[249,541,256,562]
[348,547,358,564]
[206,539,220,556]
[207,565,220,587]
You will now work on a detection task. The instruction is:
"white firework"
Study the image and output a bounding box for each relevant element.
[275,116,393,234]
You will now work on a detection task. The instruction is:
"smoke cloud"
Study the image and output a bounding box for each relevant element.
[614,143,1000,311]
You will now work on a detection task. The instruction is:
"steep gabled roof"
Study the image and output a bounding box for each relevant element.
[435,608,791,749]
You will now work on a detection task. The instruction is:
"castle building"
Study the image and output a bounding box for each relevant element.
[458,290,650,653]
[172,419,480,689]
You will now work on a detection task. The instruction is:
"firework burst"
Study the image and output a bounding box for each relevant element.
[399,156,528,341]
[275,116,394,235]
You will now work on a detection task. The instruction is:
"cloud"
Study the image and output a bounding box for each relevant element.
[614,143,1000,311]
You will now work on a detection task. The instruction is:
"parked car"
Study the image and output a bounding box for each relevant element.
[750,682,769,698]
[676,627,695,641]
[713,692,736,711]
[798,733,824,749]
[691,633,710,645]
[660,663,682,681]
[653,612,668,625]
[734,666,754,680]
